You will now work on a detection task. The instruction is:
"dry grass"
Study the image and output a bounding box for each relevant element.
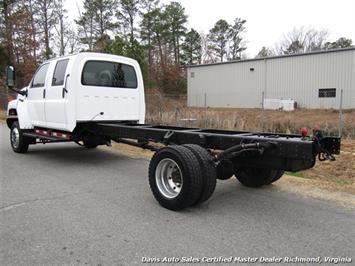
[145,94,354,192]
[0,110,6,122]
[145,95,355,138]
[297,139,355,193]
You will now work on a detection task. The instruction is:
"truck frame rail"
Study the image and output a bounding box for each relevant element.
[83,122,340,173]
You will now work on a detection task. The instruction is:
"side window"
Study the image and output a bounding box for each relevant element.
[81,61,138,89]
[31,64,49,88]
[52,59,69,86]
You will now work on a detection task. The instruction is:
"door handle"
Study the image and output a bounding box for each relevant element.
[62,74,70,98]
[62,88,68,98]
[43,89,46,98]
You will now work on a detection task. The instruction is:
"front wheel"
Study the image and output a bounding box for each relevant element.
[10,121,29,153]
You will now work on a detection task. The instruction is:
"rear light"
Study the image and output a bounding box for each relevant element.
[300,127,308,138]
[7,96,14,102]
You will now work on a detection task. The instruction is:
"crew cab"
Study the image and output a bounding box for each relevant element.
[7,52,145,132]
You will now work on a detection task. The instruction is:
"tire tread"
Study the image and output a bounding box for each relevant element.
[148,145,203,210]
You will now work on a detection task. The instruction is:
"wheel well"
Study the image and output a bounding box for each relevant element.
[8,108,17,116]
[6,118,18,129]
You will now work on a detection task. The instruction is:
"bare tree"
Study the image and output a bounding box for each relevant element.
[33,0,57,59]
[255,46,275,58]
[23,0,38,61]
[76,3,95,51]
[276,27,329,55]
[1,0,17,64]
[67,26,79,54]
[53,0,68,56]
[200,31,215,63]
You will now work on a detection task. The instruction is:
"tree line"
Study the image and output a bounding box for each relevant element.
[0,0,353,94]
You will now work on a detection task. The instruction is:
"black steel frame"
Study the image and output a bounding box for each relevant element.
[82,122,341,172]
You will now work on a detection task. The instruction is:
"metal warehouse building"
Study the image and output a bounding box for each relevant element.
[187,48,355,109]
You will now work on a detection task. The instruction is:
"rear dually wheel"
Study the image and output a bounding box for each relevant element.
[148,145,203,211]
[235,167,284,188]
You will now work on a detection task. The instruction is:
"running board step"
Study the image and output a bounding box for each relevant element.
[23,133,68,141]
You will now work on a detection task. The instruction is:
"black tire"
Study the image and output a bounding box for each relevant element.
[266,170,285,184]
[183,144,217,205]
[216,159,235,180]
[235,167,279,188]
[10,121,29,153]
[83,141,98,149]
[148,145,203,210]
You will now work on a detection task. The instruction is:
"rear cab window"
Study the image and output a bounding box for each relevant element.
[31,64,50,88]
[81,60,137,89]
[52,59,69,86]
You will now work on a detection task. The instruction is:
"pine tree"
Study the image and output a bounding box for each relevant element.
[118,0,140,42]
[164,1,187,65]
[181,28,201,65]
[324,37,353,49]
[228,18,246,60]
[149,8,169,66]
[76,0,115,51]
[208,19,230,62]
[140,0,160,83]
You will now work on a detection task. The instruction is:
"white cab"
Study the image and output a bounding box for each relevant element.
[9,52,146,132]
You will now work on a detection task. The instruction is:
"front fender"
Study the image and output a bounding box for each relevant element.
[6,99,19,129]
[6,93,33,130]
[7,99,18,115]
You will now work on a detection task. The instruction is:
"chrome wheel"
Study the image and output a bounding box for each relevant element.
[11,127,20,149]
[155,158,183,199]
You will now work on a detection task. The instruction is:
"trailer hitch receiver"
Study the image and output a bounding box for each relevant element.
[313,129,340,161]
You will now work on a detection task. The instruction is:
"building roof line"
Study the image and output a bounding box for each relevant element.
[187,47,355,68]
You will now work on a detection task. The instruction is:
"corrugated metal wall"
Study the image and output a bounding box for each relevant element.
[187,49,355,109]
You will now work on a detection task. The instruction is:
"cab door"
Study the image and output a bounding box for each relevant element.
[27,63,49,127]
[45,59,70,130]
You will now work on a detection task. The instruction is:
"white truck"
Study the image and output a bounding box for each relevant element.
[5,52,340,211]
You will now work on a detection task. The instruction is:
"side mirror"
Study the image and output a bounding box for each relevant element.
[5,65,26,96]
[5,65,16,88]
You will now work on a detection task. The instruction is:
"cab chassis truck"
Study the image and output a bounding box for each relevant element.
[5,53,340,211]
